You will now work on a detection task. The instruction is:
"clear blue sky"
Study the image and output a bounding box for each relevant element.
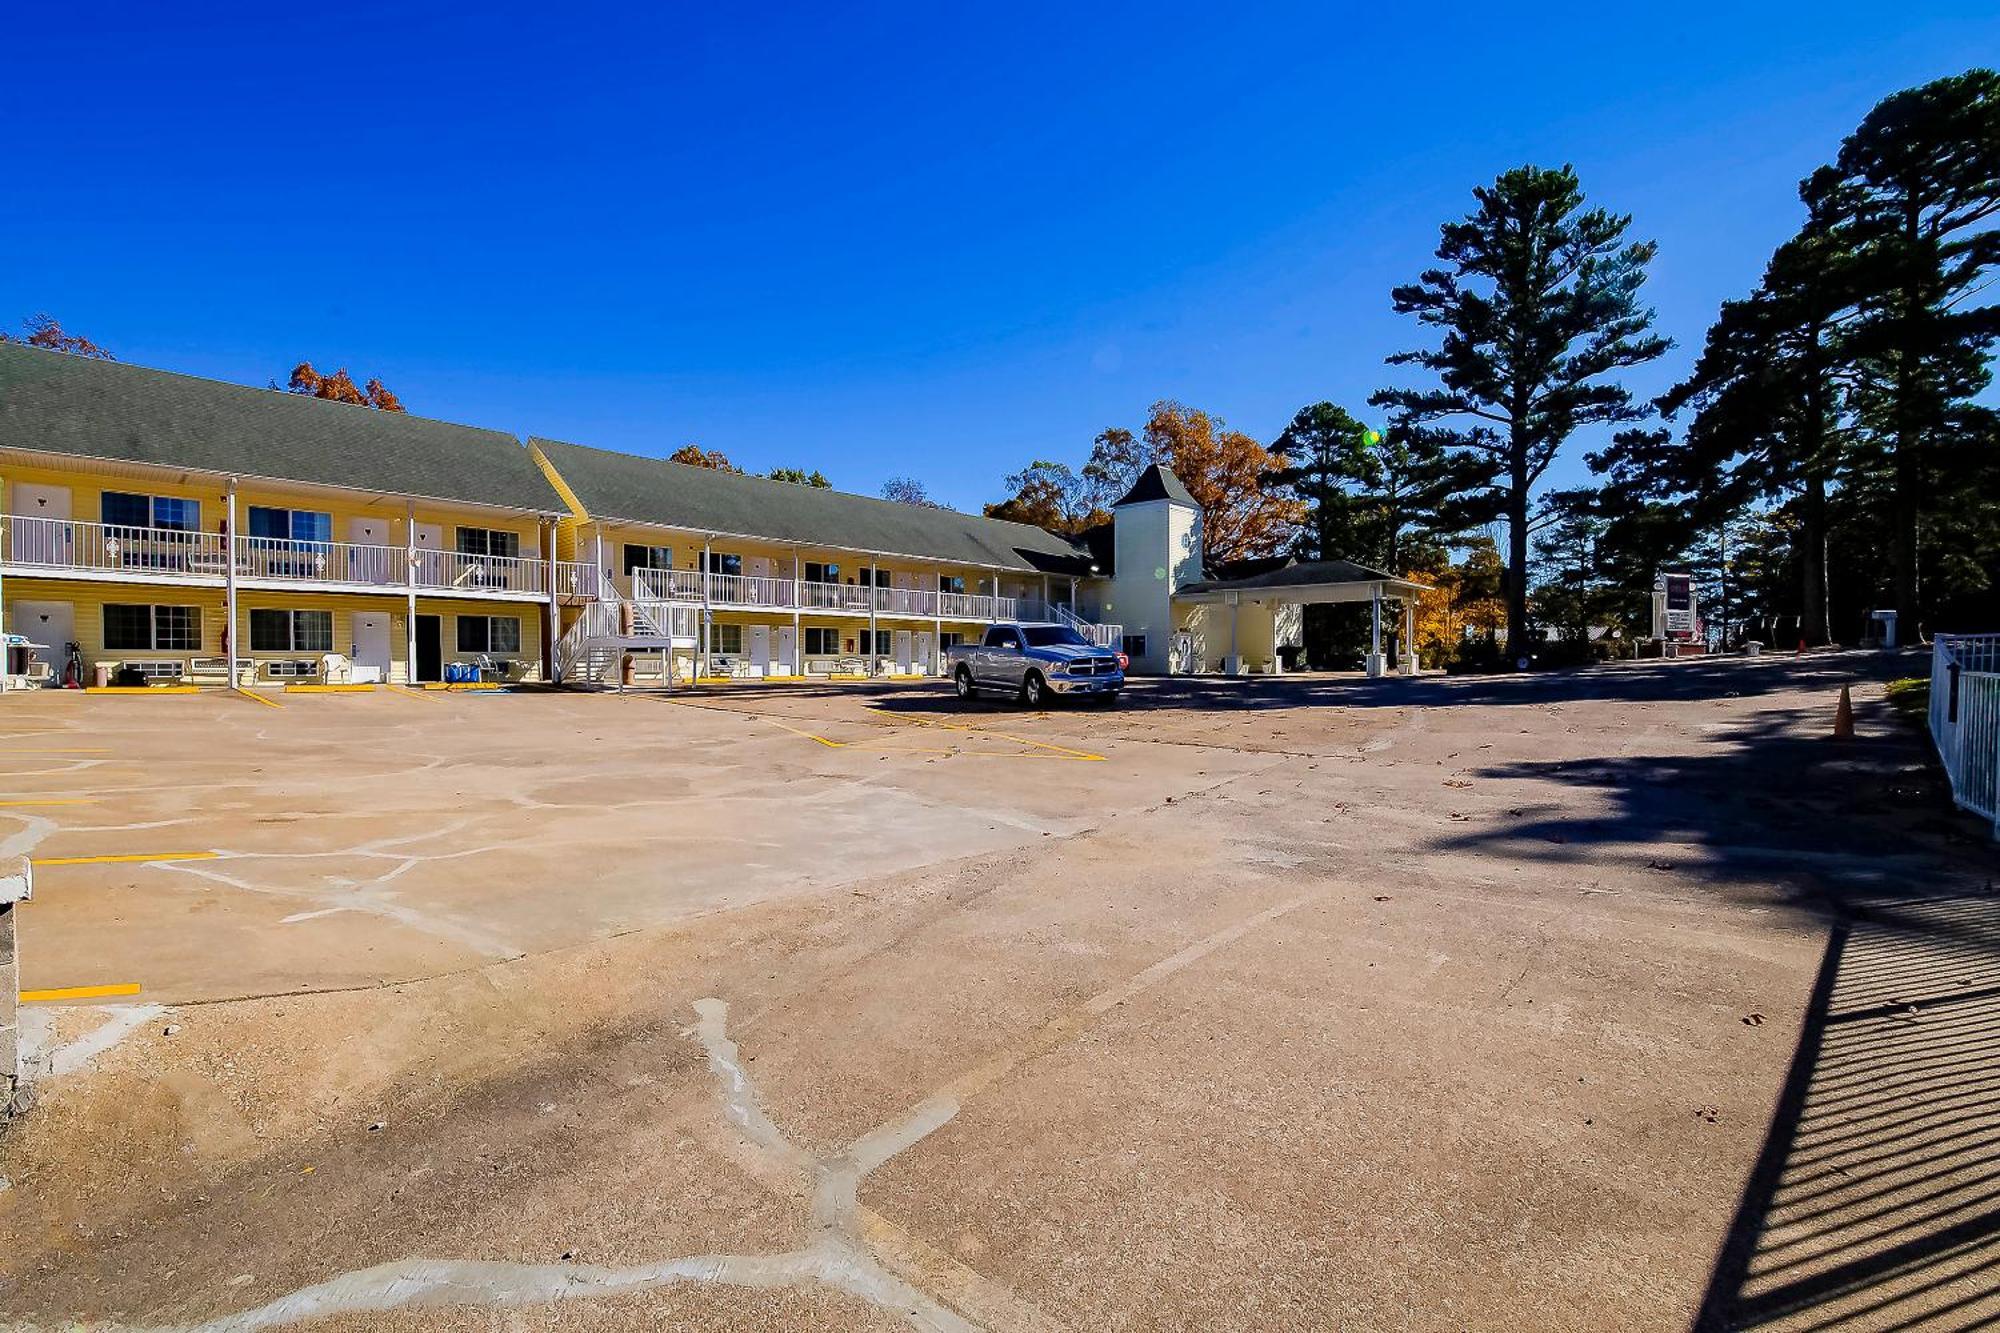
[5,4,1995,510]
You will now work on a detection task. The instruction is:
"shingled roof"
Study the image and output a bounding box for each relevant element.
[1111,463,1198,508]
[534,436,1094,575]
[0,343,562,513]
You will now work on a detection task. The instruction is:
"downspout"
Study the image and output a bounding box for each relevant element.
[868,559,878,678]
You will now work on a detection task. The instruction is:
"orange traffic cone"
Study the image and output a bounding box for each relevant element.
[1833,685,1854,740]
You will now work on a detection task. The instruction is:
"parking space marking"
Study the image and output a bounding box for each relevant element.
[879,710,1107,762]
[3,748,113,755]
[236,688,284,709]
[20,982,143,1002]
[0,799,97,807]
[32,850,220,867]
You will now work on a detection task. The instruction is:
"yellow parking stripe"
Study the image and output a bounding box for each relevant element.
[20,982,142,1002]
[0,799,98,807]
[284,683,377,693]
[85,686,199,695]
[236,688,284,708]
[31,850,219,867]
[4,748,112,755]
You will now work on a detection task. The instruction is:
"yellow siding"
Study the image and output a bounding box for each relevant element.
[4,577,546,684]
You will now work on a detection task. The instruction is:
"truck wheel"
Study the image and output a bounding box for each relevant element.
[1021,671,1047,707]
[954,666,976,701]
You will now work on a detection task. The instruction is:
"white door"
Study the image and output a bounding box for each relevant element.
[916,631,934,676]
[348,516,394,583]
[749,624,771,676]
[411,522,443,588]
[351,612,392,683]
[891,570,914,614]
[746,556,773,606]
[776,625,796,676]
[894,631,912,674]
[8,483,72,565]
[11,600,74,677]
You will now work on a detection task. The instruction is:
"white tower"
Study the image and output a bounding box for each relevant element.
[1107,464,1202,674]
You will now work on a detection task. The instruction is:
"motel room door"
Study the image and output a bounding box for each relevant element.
[414,615,443,683]
[8,483,71,564]
[749,625,771,676]
[11,600,74,677]
[915,631,934,676]
[893,630,913,674]
[351,612,392,683]
[347,516,395,583]
[776,625,796,675]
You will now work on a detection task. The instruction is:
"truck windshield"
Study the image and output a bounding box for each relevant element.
[1021,626,1090,648]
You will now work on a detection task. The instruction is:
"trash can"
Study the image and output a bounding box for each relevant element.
[93,663,112,689]
[1745,641,1764,657]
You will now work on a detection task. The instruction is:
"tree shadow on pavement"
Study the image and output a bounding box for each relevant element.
[1435,684,1999,1330]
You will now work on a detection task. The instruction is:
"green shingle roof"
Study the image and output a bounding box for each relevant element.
[534,436,1094,574]
[0,343,561,513]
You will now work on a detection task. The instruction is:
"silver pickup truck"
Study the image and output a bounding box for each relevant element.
[946,622,1127,706]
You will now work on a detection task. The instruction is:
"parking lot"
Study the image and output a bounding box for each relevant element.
[2,659,1994,1330]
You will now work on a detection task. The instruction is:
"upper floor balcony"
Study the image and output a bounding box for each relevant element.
[1,514,548,600]
[553,561,1045,623]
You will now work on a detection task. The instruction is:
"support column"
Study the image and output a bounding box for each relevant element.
[1402,598,1418,676]
[544,518,559,684]
[405,500,417,684]
[1228,598,1240,676]
[867,560,878,677]
[700,541,712,681]
[1367,584,1385,678]
[1041,574,1050,617]
[224,481,240,689]
[792,550,803,677]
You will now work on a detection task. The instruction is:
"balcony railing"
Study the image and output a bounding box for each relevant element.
[1,516,546,598]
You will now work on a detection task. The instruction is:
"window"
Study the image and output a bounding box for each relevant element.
[104,604,202,652]
[1122,634,1147,659]
[455,527,521,559]
[860,630,897,655]
[939,575,966,595]
[939,633,965,651]
[700,551,742,575]
[249,609,333,653]
[103,491,200,531]
[623,544,674,573]
[247,506,332,543]
[457,615,522,654]
[1023,626,1088,648]
[804,627,842,655]
[983,627,1021,650]
[708,624,743,655]
[804,561,840,584]
[858,568,888,587]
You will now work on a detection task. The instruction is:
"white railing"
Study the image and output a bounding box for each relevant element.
[1929,634,2000,836]
[4,515,229,577]
[2,516,548,597]
[555,560,602,600]
[1044,600,1125,647]
[412,548,547,597]
[237,535,403,586]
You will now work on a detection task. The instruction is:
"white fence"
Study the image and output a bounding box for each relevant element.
[1929,634,2000,836]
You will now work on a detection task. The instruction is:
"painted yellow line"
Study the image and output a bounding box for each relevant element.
[284,683,377,693]
[421,682,503,691]
[20,982,143,1002]
[236,687,284,708]
[391,684,437,700]
[878,710,1107,761]
[0,798,98,807]
[32,850,219,867]
[85,686,200,695]
[2,748,112,754]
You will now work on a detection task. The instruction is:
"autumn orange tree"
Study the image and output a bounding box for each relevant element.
[287,362,404,411]
[1,314,113,359]
[669,444,743,473]
[1136,401,1304,562]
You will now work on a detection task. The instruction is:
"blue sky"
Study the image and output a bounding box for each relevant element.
[4,3,1995,510]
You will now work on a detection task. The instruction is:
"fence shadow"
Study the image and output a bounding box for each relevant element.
[1694,893,2000,1330]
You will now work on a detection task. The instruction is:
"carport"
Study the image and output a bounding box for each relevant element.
[1173,559,1428,677]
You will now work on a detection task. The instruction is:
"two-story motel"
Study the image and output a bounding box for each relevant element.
[2,343,1425,690]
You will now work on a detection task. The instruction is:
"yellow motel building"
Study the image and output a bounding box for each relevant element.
[2,342,1426,691]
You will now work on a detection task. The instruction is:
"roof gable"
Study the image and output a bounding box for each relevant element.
[0,344,561,513]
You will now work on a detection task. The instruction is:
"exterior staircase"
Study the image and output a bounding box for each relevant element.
[553,581,698,687]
